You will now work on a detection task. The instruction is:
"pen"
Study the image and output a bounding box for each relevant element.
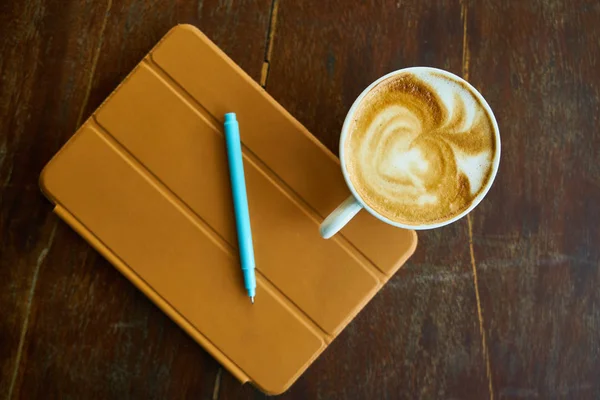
[223,113,257,303]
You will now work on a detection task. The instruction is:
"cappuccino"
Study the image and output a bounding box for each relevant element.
[344,70,498,226]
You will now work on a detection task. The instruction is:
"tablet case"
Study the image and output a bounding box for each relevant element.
[40,25,417,394]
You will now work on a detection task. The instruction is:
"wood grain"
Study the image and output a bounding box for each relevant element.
[0,0,272,398]
[0,1,112,397]
[220,1,489,398]
[465,1,600,398]
[81,0,273,123]
[3,0,600,398]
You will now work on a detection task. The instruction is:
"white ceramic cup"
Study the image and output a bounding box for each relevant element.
[320,67,501,239]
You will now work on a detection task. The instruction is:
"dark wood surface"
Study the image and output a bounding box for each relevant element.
[1,0,599,399]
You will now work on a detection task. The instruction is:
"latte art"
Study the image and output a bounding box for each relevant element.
[344,70,498,225]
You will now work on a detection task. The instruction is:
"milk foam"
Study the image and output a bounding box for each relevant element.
[345,70,497,225]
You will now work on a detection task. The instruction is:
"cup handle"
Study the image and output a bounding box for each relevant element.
[320,195,363,239]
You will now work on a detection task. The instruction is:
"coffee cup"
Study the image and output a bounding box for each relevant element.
[320,67,501,238]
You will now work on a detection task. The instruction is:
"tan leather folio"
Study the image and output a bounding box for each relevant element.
[40,25,417,394]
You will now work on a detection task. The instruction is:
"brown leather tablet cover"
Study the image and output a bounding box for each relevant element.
[40,25,417,394]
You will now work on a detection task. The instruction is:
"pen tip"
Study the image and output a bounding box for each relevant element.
[251,296,255,304]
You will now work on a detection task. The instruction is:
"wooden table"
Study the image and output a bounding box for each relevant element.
[1,1,599,399]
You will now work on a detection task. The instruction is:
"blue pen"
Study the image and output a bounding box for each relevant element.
[223,113,257,303]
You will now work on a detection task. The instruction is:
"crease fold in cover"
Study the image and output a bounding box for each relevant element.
[40,24,417,395]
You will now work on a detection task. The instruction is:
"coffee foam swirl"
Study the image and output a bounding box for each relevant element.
[345,71,498,225]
